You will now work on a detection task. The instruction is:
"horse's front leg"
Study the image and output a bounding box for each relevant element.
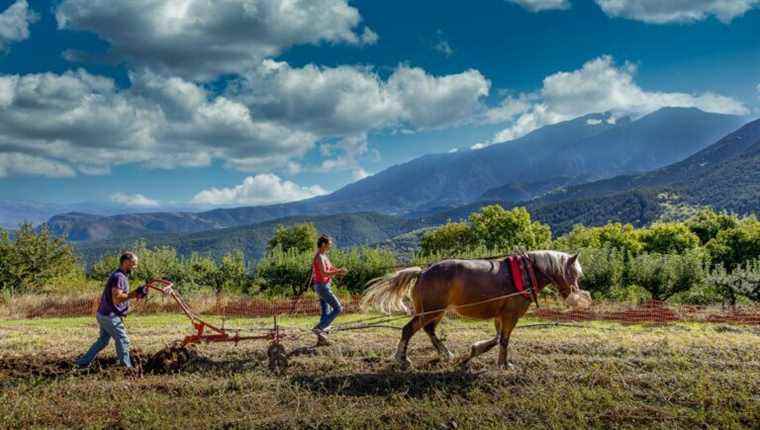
[459,319,501,368]
[497,313,519,370]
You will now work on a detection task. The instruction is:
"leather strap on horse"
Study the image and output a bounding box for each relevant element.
[506,255,541,308]
[522,255,541,308]
[506,256,531,301]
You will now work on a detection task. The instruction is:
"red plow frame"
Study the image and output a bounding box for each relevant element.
[146,280,290,372]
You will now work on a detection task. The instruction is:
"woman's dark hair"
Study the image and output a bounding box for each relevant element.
[317,235,331,248]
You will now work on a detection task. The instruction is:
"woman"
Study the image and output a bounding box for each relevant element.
[312,235,348,345]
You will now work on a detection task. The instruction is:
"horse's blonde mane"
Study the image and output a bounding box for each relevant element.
[529,250,582,279]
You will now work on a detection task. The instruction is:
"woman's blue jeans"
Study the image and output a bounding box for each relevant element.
[314,282,342,331]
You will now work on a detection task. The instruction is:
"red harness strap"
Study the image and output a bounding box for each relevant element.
[507,256,532,300]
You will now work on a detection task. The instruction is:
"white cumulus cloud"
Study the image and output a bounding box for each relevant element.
[111,193,160,207]
[56,0,377,80]
[0,69,318,177]
[231,61,490,136]
[488,55,748,145]
[0,0,37,52]
[594,0,760,24]
[507,0,571,12]
[190,174,327,206]
[0,153,75,178]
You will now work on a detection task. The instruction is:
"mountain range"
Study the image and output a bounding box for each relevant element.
[40,107,746,243]
[36,107,760,265]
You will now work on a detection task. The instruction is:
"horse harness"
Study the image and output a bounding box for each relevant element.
[505,255,541,308]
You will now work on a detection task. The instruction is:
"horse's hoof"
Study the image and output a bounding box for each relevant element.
[394,355,412,370]
[441,351,455,362]
[500,361,517,371]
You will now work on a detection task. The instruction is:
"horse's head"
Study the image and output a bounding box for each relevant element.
[532,251,592,310]
[561,253,592,310]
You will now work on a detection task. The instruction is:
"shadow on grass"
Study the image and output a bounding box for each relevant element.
[291,369,481,398]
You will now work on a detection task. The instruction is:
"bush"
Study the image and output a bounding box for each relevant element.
[331,247,397,293]
[0,223,79,295]
[256,246,397,295]
[420,222,477,256]
[685,209,740,245]
[469,205,552,252]
[267,223,318,254]
[638,222,701,254]
[575,247,625,298]
[89,245,252,294]
[628,250,707,301]
[255,248,313,296]
[707,260,760,305]
[554,223,643,256]
[706,217,760,270]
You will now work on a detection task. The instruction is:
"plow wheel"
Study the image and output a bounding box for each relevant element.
[267,342,288,375]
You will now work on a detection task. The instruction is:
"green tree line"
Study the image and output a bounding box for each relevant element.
[1,206,759,304]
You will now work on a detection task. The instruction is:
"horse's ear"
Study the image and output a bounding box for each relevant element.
[568,253,579,266]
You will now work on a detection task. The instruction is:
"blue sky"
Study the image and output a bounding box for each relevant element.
[0,0,758,210]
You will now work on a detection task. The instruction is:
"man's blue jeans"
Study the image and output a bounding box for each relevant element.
[314,282,342,331]
[76,313,132,368]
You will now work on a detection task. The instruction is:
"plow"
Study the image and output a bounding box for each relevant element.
[145,280,291,374]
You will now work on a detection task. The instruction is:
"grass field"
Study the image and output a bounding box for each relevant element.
[1,313,759,429]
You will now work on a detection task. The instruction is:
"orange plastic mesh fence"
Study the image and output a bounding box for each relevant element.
[4,295,760,326]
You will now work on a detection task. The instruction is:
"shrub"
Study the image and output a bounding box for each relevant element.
[267,223,318,254]
[554,223,643,256]
[707,260,760,305]
[256,246,397,295]
[331,247,397,293]
[638,222,701,254]
[420,222,477,256]
[628,250,707,301]
[255,248,313,296]
[685,209,740,245]
[0,223,78,295]
[706,217,760,270]
[469,205,552,252]
[575,247,625,298]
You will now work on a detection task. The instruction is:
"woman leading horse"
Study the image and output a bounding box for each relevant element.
[361,250,592,369]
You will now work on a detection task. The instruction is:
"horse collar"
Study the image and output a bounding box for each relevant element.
[506,255,541,308]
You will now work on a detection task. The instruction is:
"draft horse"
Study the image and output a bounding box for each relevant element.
[361,250,591,369]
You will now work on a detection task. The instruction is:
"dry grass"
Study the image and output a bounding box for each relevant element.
[1,313,759,429]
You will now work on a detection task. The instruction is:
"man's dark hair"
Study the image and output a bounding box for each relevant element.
[120,252,137,264]
[317,235,331,248]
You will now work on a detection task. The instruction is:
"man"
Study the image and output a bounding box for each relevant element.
[76,252,155,369]
[311,235,347,345]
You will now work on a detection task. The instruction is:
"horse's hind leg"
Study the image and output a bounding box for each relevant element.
[423,314,453,361]
[395,314,437,368]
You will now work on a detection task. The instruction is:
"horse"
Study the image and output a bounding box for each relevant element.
[361,250,592,369]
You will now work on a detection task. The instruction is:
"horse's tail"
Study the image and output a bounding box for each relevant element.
[361,267,423,314]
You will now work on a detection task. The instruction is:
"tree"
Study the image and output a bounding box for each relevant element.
[468,206,551,252]
[706,217,760,270]
[0,223,78,295]
[554,223,643,256]
[686,209,739,245]
[420,222,477,256]
[628,250,707,301]
[708,260,760,305]
[267,223,318,254]
[638,222,700,254]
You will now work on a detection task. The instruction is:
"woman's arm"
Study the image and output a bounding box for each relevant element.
[319,256,347,276]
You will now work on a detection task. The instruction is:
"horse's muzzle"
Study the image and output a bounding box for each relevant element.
[565,289,592,309]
